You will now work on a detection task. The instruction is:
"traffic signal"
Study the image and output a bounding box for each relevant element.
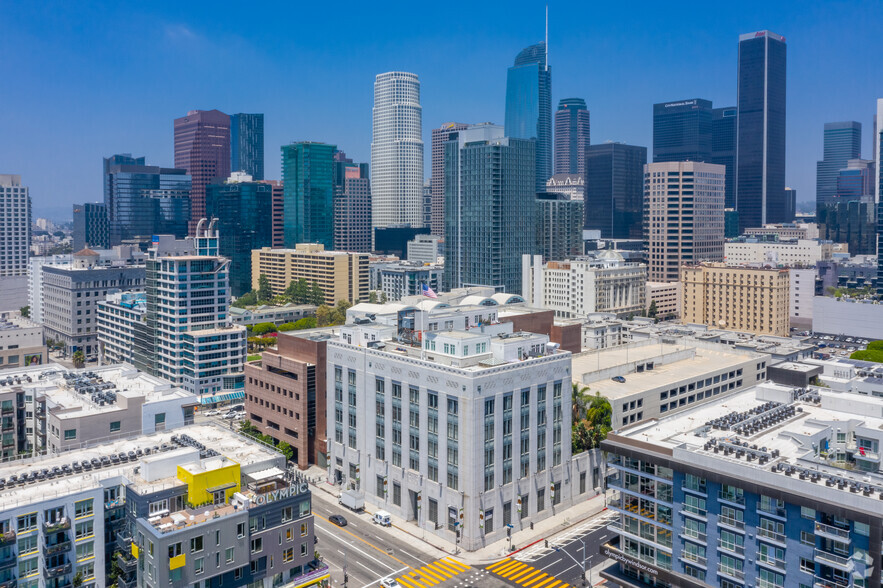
[506,526,511,538]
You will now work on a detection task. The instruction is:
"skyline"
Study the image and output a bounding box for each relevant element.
[4,1,883,220]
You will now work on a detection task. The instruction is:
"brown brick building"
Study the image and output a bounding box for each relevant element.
[244,331,330,469]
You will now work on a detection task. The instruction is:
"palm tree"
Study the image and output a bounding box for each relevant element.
[72,350,85,368]
[585,392,612,449]
[572,382,590,422]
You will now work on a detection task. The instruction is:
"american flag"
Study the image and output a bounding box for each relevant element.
[422,283,438,299]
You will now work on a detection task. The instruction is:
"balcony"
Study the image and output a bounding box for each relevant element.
[0,531,14,547]
[814,549,854,572]
[757,503,787,520]
[717,515,745,531]
[117,553,137,574]
[757,527,787,546]
[717,491,745,506]
[105,497,126,510]
[814,574,850,588]
[43,518,70,533]
[45,562,72,579]
[117,575,136,588]
[679,530,707,544]
[717,539,744,556]
[0,579,16,588]
[681,480,707,496]
[681,505,707,519]
[717,566,744,582]
[679,551,706,568]
[43,540,71,556]
[815,522,851,542]
[757,554,787,571]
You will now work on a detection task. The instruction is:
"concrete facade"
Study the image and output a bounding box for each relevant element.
[0,311,45,370]
[812,297,883,338]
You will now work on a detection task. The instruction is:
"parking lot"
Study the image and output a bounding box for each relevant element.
[795,331,871,358]
[195,404,246,424]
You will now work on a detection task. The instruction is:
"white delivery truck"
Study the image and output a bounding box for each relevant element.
[338,489,365,512]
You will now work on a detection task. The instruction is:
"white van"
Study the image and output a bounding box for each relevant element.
[373,510,392,527]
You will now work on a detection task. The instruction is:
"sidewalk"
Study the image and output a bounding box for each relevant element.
[302,466,609,567]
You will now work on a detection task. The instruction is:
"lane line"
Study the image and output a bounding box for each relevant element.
[442,558,470,572]
[314,513,412,570]
[362,567,409,588]
[539,558,564,572]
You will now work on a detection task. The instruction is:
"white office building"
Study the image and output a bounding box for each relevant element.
[371,72,424,232]
[97,291,146,364]
[28,254,72,324]
[0,174,31,311]
[406,234,441,264]
[725,238,840,265]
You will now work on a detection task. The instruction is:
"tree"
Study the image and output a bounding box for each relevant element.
[278,322,297,332]
[239,420,259,436]
[572,420,592,453]
[258,336,277,349]
[73,572,84,588]
[257,274,274,302]
[585,393,612,449]
[233,291,257,308]
[647,300,658,320]
[308,281,325,306]
[380,291,388,304]
[293,317,317,330]
[19,306,29,318]
[315,305,332,327]
[72,350,85,368]
[286,278,310,304]
[277,441,294,462]
[572,382,590,422]
[368,291,378,304]
[330,300,352,325]
[252,322,276,336]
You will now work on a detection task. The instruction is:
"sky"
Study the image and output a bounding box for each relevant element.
[4,0,883,221]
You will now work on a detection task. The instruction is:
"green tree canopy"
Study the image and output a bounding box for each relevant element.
[233,291,258,308]
[19,306,29,318]
[252,322,276,336]
[277,441,294,461]
[257,274,274,302]
[851,349,883,363]
[278,322,297,332]
[368,291,378,304]
[293,317,317,330]
[647,300,658,319]
[286,278,310,304]
[330,299,352,325]
[308,281,325,306]
[315,305,332,327]
[72,350,85,368]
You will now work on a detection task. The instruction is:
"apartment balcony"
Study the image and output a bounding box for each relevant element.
[0,531,15,547]
[43,540,71,556]
[43,518,70,533]
[680,480,707,496]
[815,522,851,543]
[1,408,13,416]
[814,574,851,588]
[717,539,744,557]
[117,575,136,588]
[717,491,745,507]
[757,503,788,520]
[104,497,126,510]
[678,551,706,568]
[681,505,707,520]
[0,422,13,433]
[678,530,707,545]
[717,566,744,582]
[757,527,787,547]
[814,548,854,572]
[757,554,787,571]
[717,515,745,532]
[0,554,16,572]
[116,553,137,574]
[45,562,72,579]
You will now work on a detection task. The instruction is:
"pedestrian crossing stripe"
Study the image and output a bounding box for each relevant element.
[486,559,570,588]
[396,558,471,588]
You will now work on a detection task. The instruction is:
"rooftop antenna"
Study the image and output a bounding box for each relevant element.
[545,5,549,70]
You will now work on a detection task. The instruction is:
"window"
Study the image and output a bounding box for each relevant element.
[799,558,814,574]
[18,557,38,577]
[194,557,204,575]
[17,513,37,533]
[72,499,93,518]
[301,542,308,556]
[110,421,121,433]
[149,499,169,516]
[75,520,93,540]
[283,548,294,563]
[800,531,814,546]
[300,523,308,537]
[155,413,166,425]
[191,536,203,553]
[64,429,77,440]
[225,548,234,563]
[251,538,263,554]
[281,507,293,522]
[76,541,94,561]
[237,523,245,538]
[800,506,815,520]
[17,535,37,555]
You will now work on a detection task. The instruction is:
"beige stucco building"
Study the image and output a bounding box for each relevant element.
[681,263,790,336]
[251,244,369,306]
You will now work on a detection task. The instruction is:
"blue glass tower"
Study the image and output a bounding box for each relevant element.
[505,42,551,192]
[712,107,737,209]
[231,113,264,180]
[816,121,862,207]
[281,142,336,249]
[652,99,712,163]
[584,143,647,239]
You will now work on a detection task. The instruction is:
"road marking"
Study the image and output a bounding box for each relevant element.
[519,570,545,584]
[418,566,446,582]
[361,567,409,588]
[442,558,469,572]
[531,578,558,588]
[539,558,563,572]
[522,573,550,587]
[314,513,412,570]
[500,562,529,578]
[511,566,538,581]
[432,560,459,575]
[399,548,419,560]
[397,576,424,588]
[494,560,523,575]
[486,560,513,572]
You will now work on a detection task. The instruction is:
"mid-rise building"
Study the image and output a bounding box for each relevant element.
[536,192,584,262]
[585,143,646,239]
[251,244,369,306]
[369,261,443,302]
[132,225,247,400]
[813,296,883,339]
[332,151,372,253]
[645,281,681,319]
[282,142,336,249]
[230,112,264,180]
[103,154,191,246]
[43,248,145,358]
[681,263,790,336]
[725,237,840,265]
[72,202,109,251]
[545,174,585,200]
[644,161,725,282]
[28,254,72,324]
[816,121,862,207]
[206,172,275,296]
[652,99,712,163]
[505,42,551,191]
[245,330,329,469]
[174,109,231,233]
[0,311,45,370]
[405,234,441,265]
[443,128,535,294]
[554,98,590,176]
[0,174,31,312]
[97,291,146,364]
[745,222,820,240]
[601,383,883,588]
[789,267,817,330]
[522,252,647,318]
[736,30,788,230]
[229,304,316,329]
[430,123,469,236]
[371,72,424,232]
[711,106,737,208]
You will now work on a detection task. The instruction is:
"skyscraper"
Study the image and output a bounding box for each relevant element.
[443,125,535,293]
[281,142,336,249]
[430,122,468,236]
[103,154,192,245]
[332,151,372,253]
[72,202,108,251]
[505,42,551,191]
[644,162,725,282]
[174,109,231,233]
[711,106,737,208]
[876,99,883,296]
[584,143,647,239]
[736,30,787,230]
[816,121,862,207]
[230,113,264,180]
[554,98,590,176]
[371,72,424,233]
[652,99,712,163]
[0,174,31,311]
[205,172,275,296]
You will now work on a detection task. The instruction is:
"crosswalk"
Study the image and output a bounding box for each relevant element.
[395,558,471,588]
[515,512,617,562]
[485,558,571,588]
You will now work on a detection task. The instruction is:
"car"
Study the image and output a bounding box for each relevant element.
[223,412,237,420]
[203,410,218,417]
[611,376,626,383]
[329,515,347,527]
[380,578,400,588]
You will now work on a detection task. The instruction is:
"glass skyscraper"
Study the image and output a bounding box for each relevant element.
[711,107,737,209]
[584,143,647,240]
[816,121,862,207]
[72,202,108,251]
[174,109,231,233]
[652,99,712,163]
[281,142,336,249]
[736,30,787,230]
[103,154,191,245]
[876,99,883,296]
[554,98,590,176]
[205,173,274,296]
[443,125,535,294]
[430,122,469,236]
[230,113,265,180]
[505,42,551,192]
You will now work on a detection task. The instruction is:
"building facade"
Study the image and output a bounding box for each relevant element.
[443,131,536,294]
[369,261,443,302]
[681,264,790,336]
[725,238,839,265]
[711,106,737,208]
[251,245,369,306]
[0,174,31,312]
[645,281,681,319]
[652,99,713,163]
[546,174,586,200]
[371,72,424,232]
[72,202,109,251]
[97,291,146,364]
[406,234,441,265]
[643,161,725,282]
[585,143,647,239]
[230,113,264,180]
[282,142,336,249]
[332,152,372,253]
[174,109,231,233]
[554,98,590,176]
[736,30,788,230]
[430,123,469,236]
[206,173,275,296]
[0,311,45,370]
[536,192,584,263]
[505,42,551,191]
[816,121,862,207]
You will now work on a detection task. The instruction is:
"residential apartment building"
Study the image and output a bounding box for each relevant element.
[430,123,469,236]
[245,331,329,469]
[0,174,31,312]
[251,245,369,306]
[369,261,443,302]
[725,238,839,265]
[644,161,725,282]
[97,291,146,364]
[681,264,790,336]
[602,382,883,588]
[332,151,372,253]
[522,252,647,319]
[0,311,45,370]
[536,192,584,262]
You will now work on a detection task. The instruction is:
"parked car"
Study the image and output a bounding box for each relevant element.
[380,579,400,588]
[611,376,626,383]
[223,412,237,420]
[329,515,347,527]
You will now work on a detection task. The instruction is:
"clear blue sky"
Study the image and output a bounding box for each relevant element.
[4,0,882,220]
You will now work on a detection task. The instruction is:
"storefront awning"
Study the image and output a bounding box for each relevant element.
[199,390,245,405]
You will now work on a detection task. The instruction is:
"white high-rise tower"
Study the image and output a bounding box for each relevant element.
[0,174,31,311]
[371,72,424,234]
